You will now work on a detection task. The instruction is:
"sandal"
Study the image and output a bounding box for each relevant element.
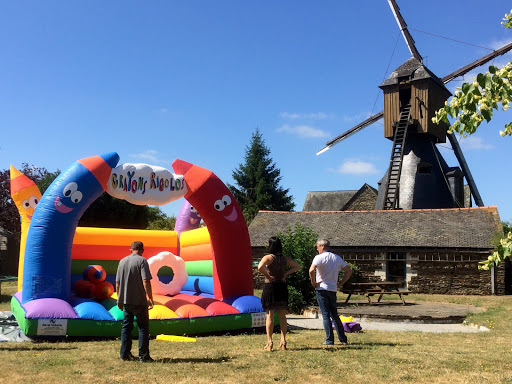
[264,341,273,351]
[278,341,287,350]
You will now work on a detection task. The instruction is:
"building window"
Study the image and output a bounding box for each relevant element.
[386,252,407,288]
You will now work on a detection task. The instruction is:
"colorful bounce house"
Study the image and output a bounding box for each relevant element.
[10,153,266,337]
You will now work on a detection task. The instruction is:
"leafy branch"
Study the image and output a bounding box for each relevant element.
[432,10,512,270]
[432,10,512,138]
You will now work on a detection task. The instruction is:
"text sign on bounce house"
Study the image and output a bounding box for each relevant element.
[107,163,187,206]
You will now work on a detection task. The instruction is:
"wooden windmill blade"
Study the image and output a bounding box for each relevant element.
[316,111,383,155]
[387,0,422,62]
[441,42,512,84]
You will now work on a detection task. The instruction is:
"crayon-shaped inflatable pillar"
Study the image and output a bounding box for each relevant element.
[172,159,253,300]
[10,166,42,292]
[22,153,119,303]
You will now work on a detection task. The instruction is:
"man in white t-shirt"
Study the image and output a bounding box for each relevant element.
[309,238,352,345]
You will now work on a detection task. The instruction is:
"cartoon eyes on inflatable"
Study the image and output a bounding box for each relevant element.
[190,205,201,218]
[22,196,39,209]
[63,182,83,204]
[214,195,232,211]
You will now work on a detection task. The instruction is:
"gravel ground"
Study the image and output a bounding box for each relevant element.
[286,314,489,333]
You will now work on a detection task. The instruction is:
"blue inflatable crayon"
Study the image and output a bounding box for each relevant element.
[22,153,119,303]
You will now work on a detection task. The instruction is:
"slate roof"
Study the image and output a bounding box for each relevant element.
[249,207,502,251]
[303,190,358,211]
[379,57,450,94]
[303,184,377,211]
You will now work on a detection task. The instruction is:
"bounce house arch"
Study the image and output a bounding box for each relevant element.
[11,153,264,337]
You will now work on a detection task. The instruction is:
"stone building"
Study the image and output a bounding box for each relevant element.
[249,207,506,295]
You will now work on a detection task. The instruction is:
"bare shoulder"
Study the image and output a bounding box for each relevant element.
[260,254,274,264]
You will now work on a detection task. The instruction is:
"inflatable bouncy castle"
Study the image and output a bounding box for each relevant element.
[10,153,266,337]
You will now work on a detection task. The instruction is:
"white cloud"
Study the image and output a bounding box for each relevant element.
[342,111,373,123]
[458,136,494,150]
[279,112,328,120]
[277,124,330,138]
[332,159,379,175]
[129,150,170,165]
[490,39,512,51]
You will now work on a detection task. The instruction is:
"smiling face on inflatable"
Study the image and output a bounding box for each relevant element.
[172,159,253,299]
[10,166,41,221]
[174,200,202,235]
[10,166,43,291]
[22,153,119,303]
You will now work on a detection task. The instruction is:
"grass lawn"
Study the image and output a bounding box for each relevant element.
[1,281,511,383]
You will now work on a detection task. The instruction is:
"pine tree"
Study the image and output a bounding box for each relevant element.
[229,129,295,224]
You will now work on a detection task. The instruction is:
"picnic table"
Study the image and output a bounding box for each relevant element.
[342,281,410,305]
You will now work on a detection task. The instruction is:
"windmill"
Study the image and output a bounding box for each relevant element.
[317,0,512,210]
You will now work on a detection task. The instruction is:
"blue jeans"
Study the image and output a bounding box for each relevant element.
[120,304,150,360]
[316,290,347,344]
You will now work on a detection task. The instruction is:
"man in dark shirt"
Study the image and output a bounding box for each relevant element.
[116,241,154,362]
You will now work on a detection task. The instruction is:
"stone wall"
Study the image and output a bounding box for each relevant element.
[495,263,506,295]
[253,267,265,290]
[407,260,492,295]
[250,247,502,295]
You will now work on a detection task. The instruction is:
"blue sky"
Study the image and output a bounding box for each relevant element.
[2,1,512,222]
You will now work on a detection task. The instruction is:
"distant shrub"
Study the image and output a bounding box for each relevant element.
[277,223,318,314]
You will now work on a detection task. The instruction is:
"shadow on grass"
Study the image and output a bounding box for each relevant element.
[155,355,234,364]
[0,345,78,352]
[0,294,14,303]
[291,341,410,352]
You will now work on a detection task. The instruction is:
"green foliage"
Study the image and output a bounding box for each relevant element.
[480,232,512,271]
[433,10,512,269]
[479,221,511,270]
[342,262,361,284]
[37,170,60,194]
[228,129,295,224]
[146,207,177,230]
[502,9,512,29]
[502,220,512,235]
[433,10,512,138]
[277,223,318,314]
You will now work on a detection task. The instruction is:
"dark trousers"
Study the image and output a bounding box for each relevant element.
[120,304,150,360]
[316,289,347,344]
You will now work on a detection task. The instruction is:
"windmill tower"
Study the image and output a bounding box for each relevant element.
[317,0,512,210]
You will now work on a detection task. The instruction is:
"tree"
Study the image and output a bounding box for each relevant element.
[146,207,177,230]
[433,11,512,270]
[229,129,295,224]
[503,221,512,235]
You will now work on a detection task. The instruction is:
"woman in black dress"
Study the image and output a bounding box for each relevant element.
[258,236,301,351]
